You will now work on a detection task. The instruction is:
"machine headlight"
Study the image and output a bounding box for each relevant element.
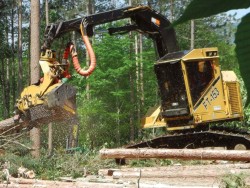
[172,102,179,107]
[180,94,186,101]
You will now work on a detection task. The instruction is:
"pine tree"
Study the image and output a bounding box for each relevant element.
[30,0,41,158]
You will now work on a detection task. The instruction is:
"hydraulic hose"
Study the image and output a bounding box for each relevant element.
[69,22,96,77]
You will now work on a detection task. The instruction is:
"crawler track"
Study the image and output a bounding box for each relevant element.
[127,126,250,150]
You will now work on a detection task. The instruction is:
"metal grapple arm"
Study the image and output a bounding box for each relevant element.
[42,5,178,58]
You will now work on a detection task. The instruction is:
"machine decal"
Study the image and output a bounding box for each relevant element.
[151,17,160,26]
[193,76,220,110]
[202,87,220,110]
[213,105,221,111]
[210,87,220,100]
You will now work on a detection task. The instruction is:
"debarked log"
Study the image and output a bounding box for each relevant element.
[100,148,250,161]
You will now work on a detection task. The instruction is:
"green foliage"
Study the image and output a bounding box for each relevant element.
[220,173,246,188]
[0,150,117,180]
[73,30,159,148]
[0,153,40,177]
[235,13,250,105]
[174,0,250,105]
[174,0,250,26]
[129,158,172,167]
[76,34,134,148]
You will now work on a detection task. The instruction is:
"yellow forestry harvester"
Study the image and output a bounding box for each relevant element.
[6,6,250,149]
[143,48,243,131]
[134,48,248,150]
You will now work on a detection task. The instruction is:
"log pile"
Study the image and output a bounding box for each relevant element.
[97,164,250,187]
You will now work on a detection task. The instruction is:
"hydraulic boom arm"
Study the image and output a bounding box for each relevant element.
[42,6,179,58]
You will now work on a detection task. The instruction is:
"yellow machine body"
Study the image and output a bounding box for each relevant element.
[16,50,76,123]
[142,48,243,131]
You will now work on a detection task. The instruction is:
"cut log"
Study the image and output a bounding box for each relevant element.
[0,117,24,133]
[0,117,16,130]
[8,178,124,188]
[98,163,250,177]
[110,167,250,179]
[112,170,208,179]
[100,148,250,161]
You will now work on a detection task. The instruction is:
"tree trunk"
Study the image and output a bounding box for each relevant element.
[135,34,141,128]
[85,0,94,100]
[30,0,41,158]
[139,34,144,106]
[190,20,195,49]
[18,0,23,95]
[0,18,7,118]
[11,1,16,108]
[45,0,53,156]
[100,148,250,161]
[0,58,7,118]
[67,117,79,148]
[129,0,135,142]
[30,1,40,85]
[85,0,95,148]
[129,74,135,142]
[5,15,10,117]
[5,58,10,117]
[45,0,49,25]
[170,0,174,22]
[48,122,52,154]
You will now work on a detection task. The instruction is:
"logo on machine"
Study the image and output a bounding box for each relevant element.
[193,76,220,111]
[202,87,220,110]
[151,17,160,27]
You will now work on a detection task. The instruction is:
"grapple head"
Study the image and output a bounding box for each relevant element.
[21,83,77,125]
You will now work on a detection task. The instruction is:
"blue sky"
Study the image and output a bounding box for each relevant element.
[227,7,250,18]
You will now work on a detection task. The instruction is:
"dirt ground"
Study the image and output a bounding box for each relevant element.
[1,162,250,188]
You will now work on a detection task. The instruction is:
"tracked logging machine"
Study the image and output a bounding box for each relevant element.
[145,49,243,130]
[5,6,250,149]
[134,48,248,150]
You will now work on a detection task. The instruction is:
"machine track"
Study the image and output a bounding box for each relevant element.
[127,126,250,150]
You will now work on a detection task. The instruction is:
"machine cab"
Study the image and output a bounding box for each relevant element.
[154,47,243,129]
[155,51,190,118]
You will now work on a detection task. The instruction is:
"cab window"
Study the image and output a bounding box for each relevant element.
[185,61,214,104]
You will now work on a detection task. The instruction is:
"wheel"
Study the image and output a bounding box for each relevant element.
[234,144,247,150]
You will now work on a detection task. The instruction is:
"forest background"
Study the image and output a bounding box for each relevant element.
[0,0,250,165]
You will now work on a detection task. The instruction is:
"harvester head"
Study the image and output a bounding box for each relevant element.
[18,83,77,125]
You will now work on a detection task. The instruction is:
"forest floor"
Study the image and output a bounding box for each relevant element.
[1,162,250,188]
